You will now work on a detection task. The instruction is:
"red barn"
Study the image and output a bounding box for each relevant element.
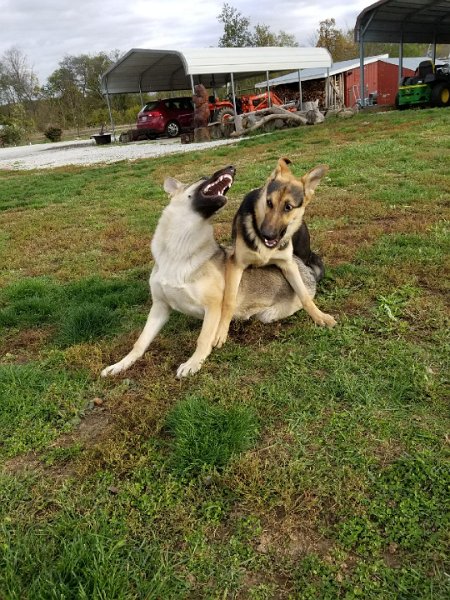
[256,55,428,109]
[344,58,417,106]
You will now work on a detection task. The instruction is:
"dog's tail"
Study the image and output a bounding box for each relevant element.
[292,223,325,283]
[305,251,325,283]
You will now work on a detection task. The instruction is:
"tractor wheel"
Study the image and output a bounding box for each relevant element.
[216,107,235,124]
[431,82,450,107]
[166,121,180,138]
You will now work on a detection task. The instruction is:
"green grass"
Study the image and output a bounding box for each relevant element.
[0,108,449,598]
[0,359,92,458]
[166,397,259,475]
[0,273,149,345]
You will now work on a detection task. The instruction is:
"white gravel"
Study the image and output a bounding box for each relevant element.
[0,136,243,170]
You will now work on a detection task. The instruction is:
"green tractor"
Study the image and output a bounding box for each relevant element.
[395,59,450,110]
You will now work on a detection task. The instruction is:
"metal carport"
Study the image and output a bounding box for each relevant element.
[101,47,332,136]
[355,0,450,106]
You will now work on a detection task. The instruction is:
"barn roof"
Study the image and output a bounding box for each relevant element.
[355,0,450,44]
[254,54,412,87]
[101,47,332,95]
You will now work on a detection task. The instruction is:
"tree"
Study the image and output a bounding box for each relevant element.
[252,24,298,47]
[0,47,39,107]
[218,3,253,47]
[314,18,448,62]
[44,65,84,130]
[43,52,118,130]
[315,19,357,61]
[218,3,298,47]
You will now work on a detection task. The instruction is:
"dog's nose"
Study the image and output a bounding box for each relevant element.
[260,226,277,241]
[228,166,236,174]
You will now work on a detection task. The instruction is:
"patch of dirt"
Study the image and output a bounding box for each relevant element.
[3,406,112,479]
[0,327,54,361]
[256,525,333,559]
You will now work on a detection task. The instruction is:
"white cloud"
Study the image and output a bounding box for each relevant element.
[0,0,371,82]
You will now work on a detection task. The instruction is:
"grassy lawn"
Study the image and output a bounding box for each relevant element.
[0,108,449,599]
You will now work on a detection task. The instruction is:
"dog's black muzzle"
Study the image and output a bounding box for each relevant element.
[193,166,235,219]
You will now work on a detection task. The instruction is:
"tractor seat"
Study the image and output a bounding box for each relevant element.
[417,60,434,81]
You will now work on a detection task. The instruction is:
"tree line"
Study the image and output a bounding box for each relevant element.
[0,3,446,145]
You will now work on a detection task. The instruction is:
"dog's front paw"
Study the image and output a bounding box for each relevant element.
[213,327,228,348]
[313,312,337,328]
[176,359,203,378]
[101,362,126,377]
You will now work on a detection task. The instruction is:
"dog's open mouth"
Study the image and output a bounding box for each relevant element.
[194,166,235,218]
[201,166,235,198]
[263,238,278,248]
[261,226,286,249]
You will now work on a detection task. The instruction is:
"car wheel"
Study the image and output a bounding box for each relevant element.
[166,121,180,138]
[431,82,450,107]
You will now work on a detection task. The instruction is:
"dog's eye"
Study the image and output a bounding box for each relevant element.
[267,199,273,209]
[284,203,293,212]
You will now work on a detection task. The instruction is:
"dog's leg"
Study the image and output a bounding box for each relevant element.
[176,303,222,378]
[101,301,171,376]
[279,261,336,327]
[213,257,244,348]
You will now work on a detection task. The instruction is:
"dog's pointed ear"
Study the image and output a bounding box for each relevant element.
[163,177,183,196]
[302,164,329,202]
[272,157,292,178]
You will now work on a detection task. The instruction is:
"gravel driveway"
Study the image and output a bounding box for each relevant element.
[0,136,242,170]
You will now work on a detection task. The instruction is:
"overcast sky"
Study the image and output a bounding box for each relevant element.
[1,0,371,82]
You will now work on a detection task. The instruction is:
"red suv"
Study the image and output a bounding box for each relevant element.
[136,97,194,138]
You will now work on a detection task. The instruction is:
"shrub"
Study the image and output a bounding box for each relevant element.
[0,124,24,147]
[44,126,62,142]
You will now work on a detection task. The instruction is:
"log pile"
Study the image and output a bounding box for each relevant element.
[275,81,327,110]
[226,103,331,138]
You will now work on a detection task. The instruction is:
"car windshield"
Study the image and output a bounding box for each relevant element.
[141,102,159,112]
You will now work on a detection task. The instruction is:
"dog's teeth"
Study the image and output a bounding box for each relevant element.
[203,173,233,197]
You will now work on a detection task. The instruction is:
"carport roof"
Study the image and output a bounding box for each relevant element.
[355,0,450,44]
[101,47,332,95]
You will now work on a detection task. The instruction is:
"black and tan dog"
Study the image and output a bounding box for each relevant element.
[102,165,323,378]
[214,158,336,348]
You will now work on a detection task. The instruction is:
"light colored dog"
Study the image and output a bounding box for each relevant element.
[214,158,336,348]
[101,166,321,378]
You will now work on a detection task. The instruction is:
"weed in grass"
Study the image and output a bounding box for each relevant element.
[374,284,420,333]
[166,397,259,476]
[55,302,118,346]
[41,443,84,467]
[335,451,449,558]
[293,552,449,599]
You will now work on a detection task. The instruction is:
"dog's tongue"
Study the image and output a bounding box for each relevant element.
[264,238,278,248]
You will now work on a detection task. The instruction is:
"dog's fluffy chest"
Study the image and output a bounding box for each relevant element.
[149,207,217,319]
[152,269,205,319]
